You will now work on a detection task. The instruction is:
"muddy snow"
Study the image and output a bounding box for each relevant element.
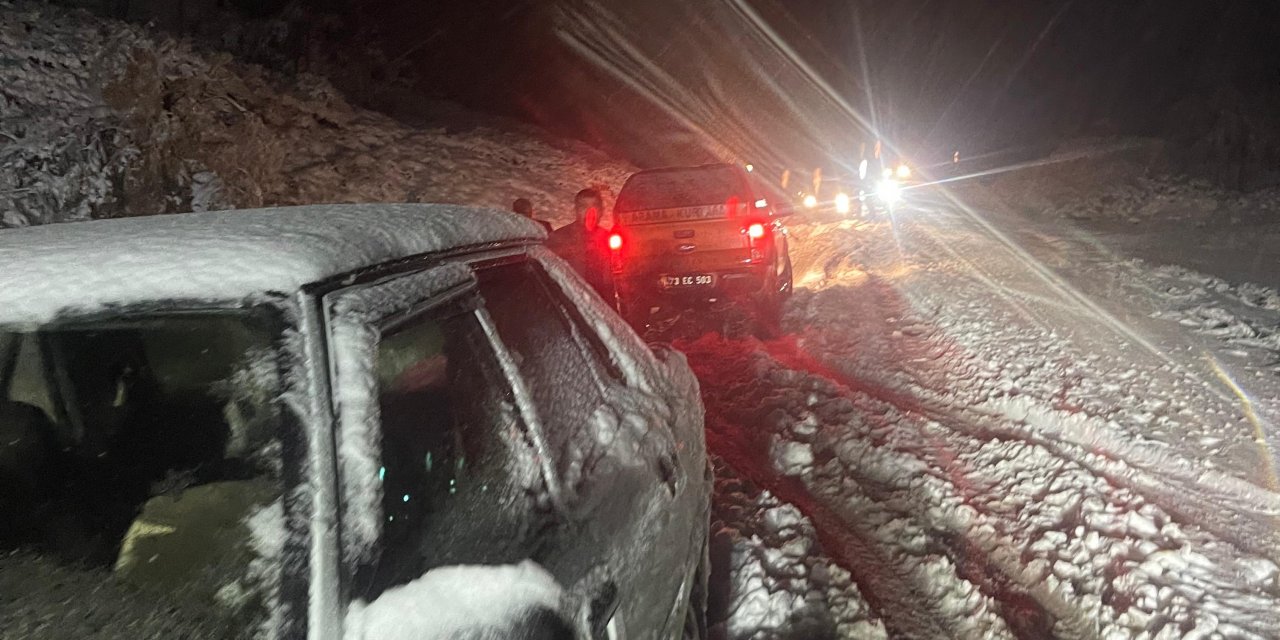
[687,188,1280,638]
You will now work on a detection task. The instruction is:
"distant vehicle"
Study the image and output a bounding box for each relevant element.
[810,176,860,217]
[872,160,916,210]
[791,159,912,218]
[608,163,794,330]
[0,204,711,639]
[817,163,910,217]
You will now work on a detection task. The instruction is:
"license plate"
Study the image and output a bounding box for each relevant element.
[661,274,714,288]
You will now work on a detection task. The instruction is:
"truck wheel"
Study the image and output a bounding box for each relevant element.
[778,256,794,298]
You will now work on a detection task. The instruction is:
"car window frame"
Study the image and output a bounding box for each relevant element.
[321,263,568,613]
[360,289,543,597]
[527,245,662,394]
[0,333,20,397]
[468,254,624,388]
[323,267,474,582]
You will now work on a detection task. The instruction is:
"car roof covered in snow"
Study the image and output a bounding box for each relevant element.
[0,203,546,324]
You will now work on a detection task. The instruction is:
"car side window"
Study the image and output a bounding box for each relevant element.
[0,313,289,639]
[541,271,626,383]
[353,300,545,600]
[473,258,618,489]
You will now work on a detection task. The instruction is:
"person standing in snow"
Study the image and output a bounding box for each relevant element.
[512,198,553,233]
[547,189,612,301]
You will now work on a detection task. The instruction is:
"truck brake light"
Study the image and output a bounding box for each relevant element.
[608,231,624,273]
[744,222,767,264]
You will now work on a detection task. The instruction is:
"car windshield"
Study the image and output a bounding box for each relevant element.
[614,165,747,213]
[0,309,287,639]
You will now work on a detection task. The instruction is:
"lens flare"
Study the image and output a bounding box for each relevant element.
[877,179,901,205]
[834,192,851,214]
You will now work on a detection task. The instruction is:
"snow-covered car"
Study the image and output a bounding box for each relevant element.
[0,204,711,640]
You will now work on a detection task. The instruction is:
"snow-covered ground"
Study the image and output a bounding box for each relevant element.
[687,185,1280,638]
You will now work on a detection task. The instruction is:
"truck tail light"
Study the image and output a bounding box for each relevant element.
[608,231,624,273]
[743,222,768,263]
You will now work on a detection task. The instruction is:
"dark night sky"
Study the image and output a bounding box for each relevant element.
[327,0,1279,174]
[95,0,1280,181]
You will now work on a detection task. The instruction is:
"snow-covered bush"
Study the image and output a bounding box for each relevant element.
[1,2,142,226]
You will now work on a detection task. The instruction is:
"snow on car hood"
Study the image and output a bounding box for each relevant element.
[0,204,543,325]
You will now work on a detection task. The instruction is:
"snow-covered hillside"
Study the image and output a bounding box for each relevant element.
[0,0,631,229]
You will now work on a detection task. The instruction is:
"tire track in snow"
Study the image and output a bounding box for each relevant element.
[787,213,1280,561]
[693,202,1280,637]
[707,456,890,640]
[741,337,1087,639]
[690,334,1280,639]
[770,330,1280,564]
[772,211,1280,637]
[855,214,1280,561]
[688,336,1019,640]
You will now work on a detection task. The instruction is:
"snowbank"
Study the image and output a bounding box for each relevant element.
[984,137,1280,224]
[0,1,150,226]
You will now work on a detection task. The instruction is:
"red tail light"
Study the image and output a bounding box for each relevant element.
[743,222,768,263]
[608,231,624,273]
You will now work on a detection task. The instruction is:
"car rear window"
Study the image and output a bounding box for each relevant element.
[615,165,747,213]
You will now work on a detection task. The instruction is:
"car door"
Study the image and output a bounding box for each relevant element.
[322,262,567,634]
[471,250,710,640]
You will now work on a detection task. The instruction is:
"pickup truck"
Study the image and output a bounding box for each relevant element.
[606,163,793,331]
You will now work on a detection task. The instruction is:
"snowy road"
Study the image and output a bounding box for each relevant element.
[690,189,1280,639]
